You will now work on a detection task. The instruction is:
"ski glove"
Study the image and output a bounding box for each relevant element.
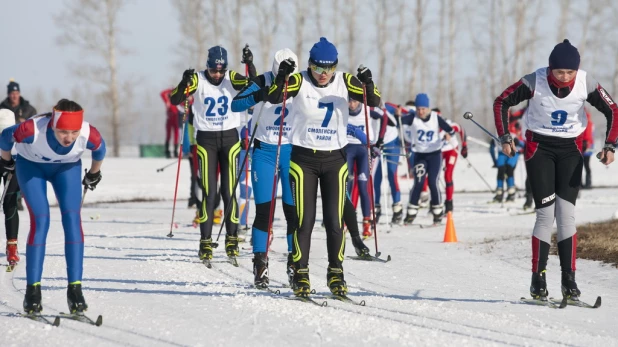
[460,145,468,158]
[370,145,381,158]
[276,58,296,82]
[241,45,253,64]
[182,69,195,86]
[357,65,372,84]
[82,169,102,191]
[374,138,384,148]
[0,158,15,177]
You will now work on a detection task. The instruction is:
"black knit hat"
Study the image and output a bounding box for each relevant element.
[549,39,580,70]
[7,81,19,94]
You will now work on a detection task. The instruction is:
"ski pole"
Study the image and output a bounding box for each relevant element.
[156,160,178,173]
[380,154,391,231]
[359,66,380,257]
[212,101,267,248]
[243,56,250,230]
[462,112,500,143]
[453,146,494,192]
[1,173,13,205]
[167,86,191,238]
[265,76,290,257]
[80,182,88,208]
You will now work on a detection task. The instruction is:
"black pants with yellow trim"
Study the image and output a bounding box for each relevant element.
[195,129,241,239]
[289,146,348,269]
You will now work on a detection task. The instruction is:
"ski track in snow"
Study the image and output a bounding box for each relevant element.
[1,157,618,347]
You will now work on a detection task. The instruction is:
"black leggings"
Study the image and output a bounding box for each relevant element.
[195,129,241,239]
[3,174,19,240]
[289,146,348,269]
[525,130,583,273]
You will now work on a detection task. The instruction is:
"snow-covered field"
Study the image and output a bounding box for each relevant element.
[1,154,618,347]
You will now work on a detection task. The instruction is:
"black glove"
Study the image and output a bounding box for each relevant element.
[276,58,296,82]
[0,158,15,177]
[82,169,102,191]
[461,146,468,158]
[357,65,372,84]
[181,69,195,86]
[370,144,381,158]
[241,45,253,64]
[374,138,384,148]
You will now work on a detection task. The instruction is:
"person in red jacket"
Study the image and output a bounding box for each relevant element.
[160,88,180,158]
[581,109,594,189]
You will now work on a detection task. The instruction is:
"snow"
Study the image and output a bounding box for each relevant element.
[1,154,618,347]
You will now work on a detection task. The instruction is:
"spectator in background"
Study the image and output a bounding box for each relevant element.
[582,109,594,189]
[160,88,180,158]
[0,80,37,123]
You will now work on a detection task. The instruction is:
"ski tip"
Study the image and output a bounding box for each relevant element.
[321,301,328,307]
[53,316,61,326]
[375,252,381,258]
[359,300,366,306]
[594,296,602,308]
[274,289,281,295]
[558,297,568,309]
[95,315,103,326]
[386,255,392,262]
[310,289,317,294]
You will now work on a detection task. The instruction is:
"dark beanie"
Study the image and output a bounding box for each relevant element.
[7,81,19,94]
[549,39,580,70]
[206,46,228,69]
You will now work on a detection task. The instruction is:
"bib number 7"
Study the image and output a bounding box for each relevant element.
[318,102,334,127]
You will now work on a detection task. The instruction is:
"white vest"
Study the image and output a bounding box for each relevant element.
[382,108,399,144]
[288,71,349,150]
[347,104,372,145]
[441,119,459,151]
[16,116,90,163]
[191,71,243,131]
[252,72,293,145]
[524,68,588,138]
[411,111,442,153]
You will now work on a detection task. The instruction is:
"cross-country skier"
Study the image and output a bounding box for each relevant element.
[436,108,468,212]
[0,109,21,268]
[494,39,618,301]
[268,37,381,297]
[170,45,256,262]
[160,88,181,158]
[231,48,300,288]
[400,94,454,225]
[0,99,106,314]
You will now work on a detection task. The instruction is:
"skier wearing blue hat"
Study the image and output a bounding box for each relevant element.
[170,45,256,264]
[267,37,381,298]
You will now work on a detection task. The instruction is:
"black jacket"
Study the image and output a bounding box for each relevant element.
[0,96,37,122]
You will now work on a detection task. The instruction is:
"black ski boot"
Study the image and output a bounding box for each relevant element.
[523,194,533,210]
[225,235,239,257]
[286,253,295,287]
[493,188,504,203]
[293,268,311,297]
[506,187,516,202]
[67,283,88,313]
[374,204,381,224]
[327,266,348,296]
[391,202,403,224]
[253,253,269,288]
[431,205,444,224]
[351,236,370,257]
[403,205,418,224]
[530,271,548,299]
[23,284,42,314]
[173,144,179,158]
[561,271,581,299]
[198,239,213,260]
[164,141,171,158]
[445,200,453,213]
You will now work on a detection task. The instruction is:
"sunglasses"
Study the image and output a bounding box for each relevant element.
[309,63,336,75]
[208,68,227,75]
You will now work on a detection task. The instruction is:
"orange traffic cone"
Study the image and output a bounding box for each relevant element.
[443,211,458,243]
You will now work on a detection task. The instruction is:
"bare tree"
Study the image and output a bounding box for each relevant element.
[385,0,408,101]
[55,0,129,157]
[408,0,426,98]
[435,0,447,108]
[447,0,457,117]
[294,0,308,65]
[253,0,280,72]
[172,0,211,69]
[373,0,389,94]
[556,0,572,42]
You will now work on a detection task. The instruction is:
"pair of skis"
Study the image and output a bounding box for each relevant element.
[258,286,366,307]
[202,255,239,269]
[20,311,103,327]
[520,296,601,309]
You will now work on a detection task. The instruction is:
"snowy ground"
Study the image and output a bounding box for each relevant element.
[1,155,618,347]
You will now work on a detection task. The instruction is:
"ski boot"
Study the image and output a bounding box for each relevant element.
[67,283,88,313]
[431,205,444,224]
[6,239,20,264]
[561,271,581,299]
[188,196,198,208]
[213,209,223,224]
[419,191,430,208]
[492,188,504,203]
[362,217,372,239]
[530,270,548,299]
[403,205,419,224]
[292,268,311,297]
[351,235,371,257]
[286,253,295,287]
[198,239,213,260]
[444,200,453,213]
[506,187,516,202]
[225,235,239,257]
[327,266,348,296]
[23,284,42,314]
[583,175,592,189]
[164,143,171,158]
[391,202,403,224]
[523,194,533,210]
[374,204,381,224]
[253,253,269,288]
[173,144,179,158]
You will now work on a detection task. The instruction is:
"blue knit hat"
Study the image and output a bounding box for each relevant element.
[207,46,228,69]
[549,39,580,70]
[415,93,430,108]
[309,37,338,66]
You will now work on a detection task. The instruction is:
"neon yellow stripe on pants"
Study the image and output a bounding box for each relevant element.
[196,145,208,223]
[228,142,242,224]
[337,163,348,262]
[289,161,303,263]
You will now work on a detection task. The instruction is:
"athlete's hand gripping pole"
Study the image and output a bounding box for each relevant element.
[359,64,381,257]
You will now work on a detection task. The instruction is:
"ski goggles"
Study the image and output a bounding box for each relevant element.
[309,62,337,75]
[208,68,227,75]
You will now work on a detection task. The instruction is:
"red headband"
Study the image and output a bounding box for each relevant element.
[52,109,84,130]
